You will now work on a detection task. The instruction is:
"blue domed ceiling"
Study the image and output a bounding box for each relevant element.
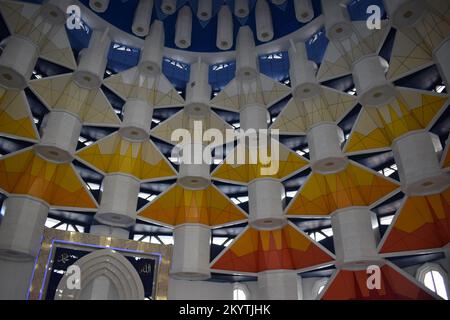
[75,0,384,53]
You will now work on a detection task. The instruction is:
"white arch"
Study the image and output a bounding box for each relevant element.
[55,249,145,300]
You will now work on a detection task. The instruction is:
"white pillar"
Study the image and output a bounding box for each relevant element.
[132,0,154,37]
[434,38,450,89]
[331,207,381,270]
[175,6,192,49]
[0,196,49,260]
[255,0,274,42]
[248,178,286,229]
[0,36,39,89]
[294,0,314,23]
[185,61,211,116]
[235,0,250,18]
[288,41,320,100]
[89,225,130,240]
[34,110,82,162]
[178,142,212,189]
[119,99,154,141]
[139,20,165,75]
[161,0,177,15]
[352,55,396,106]
[197,0,212,21]
[321,0,353,41]
[307,122,348,174]
[236,27,259,81]
[258,270,300,300]
[392,131,448,196]
[96,174,140,228]
[217,5,233,50]
[0,196,49,299]
[240,104,268,131]
[89,0,110,13]
[383,0,427,29]
[74,29,110,89]
[171,224,211,280]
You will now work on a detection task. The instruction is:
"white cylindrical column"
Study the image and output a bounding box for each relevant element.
[132,0,154,37]
[383,0,427,29]
[175,6,192,49]
[307,122,348,174]
[255,0,274,42]
[175,7,192,46]
[321,0,353,41]
[197,0,212,21]
[119,99,154,141]
[0,36,39,89]
[139,20,164,75]
[185,61,211,116]
[235,0,250,18]
[89,0,110,13]
[434,38,450,89]
[236,26,259,81]
[240,104,269,131]
[0,196,49,261]
[216,5,233,50]
[178,142,211,189]
[41,0,73,26]
[35,110,82,163]
[352,55,396,106]
[89,225,130,240]
[96,174,141,228]
[74,29,110,89]
[248,178,286,229]
[294,0,314,23]
[331,207,381,270]
[288,41,320,100]
[258,270,300,300]
[161,0,177,15]
[171,224,211,280]
[392,131,449,196]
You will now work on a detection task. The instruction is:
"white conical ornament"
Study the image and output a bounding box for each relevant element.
[255,0,274,42]
[217,5,233,50]
[89,0,110,13]
[175,6,192,49]
[294,0,314,23]
[132,0,154,37]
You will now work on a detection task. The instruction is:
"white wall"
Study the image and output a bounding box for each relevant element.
[168,278,234,300]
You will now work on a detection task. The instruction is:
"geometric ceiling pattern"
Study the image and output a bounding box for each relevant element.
[212,139,309,184]
[150,108,234,145]
[210,74,291,112]
[271,86,358,134]
[0,87,39,142]
[345,89,448,154]
[0,0,77,70]
[0,148,97,209]
[285,162,399,217]
[137,184,247,227]
[0,0,448,300]
[211,222,334,274]
[316,21,390,82]
[387,2,450,81]
[103,67,185,107]
[76,132,177,181]
[379,188,450,254]
[29,74,121,126]
[320,264,436,300]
